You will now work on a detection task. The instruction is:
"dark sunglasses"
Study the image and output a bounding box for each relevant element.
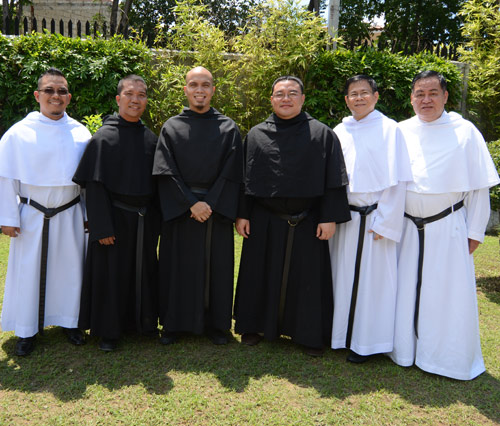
[39,87,69,96]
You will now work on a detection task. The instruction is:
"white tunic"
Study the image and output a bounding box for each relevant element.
[329,110,412,355]
[0,112,90,338]
[389,111,500,380]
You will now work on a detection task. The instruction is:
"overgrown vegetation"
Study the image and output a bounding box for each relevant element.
[488,140,500,211]
[0,0,477,139]
[459,0,500,142]
[0,32,152,135]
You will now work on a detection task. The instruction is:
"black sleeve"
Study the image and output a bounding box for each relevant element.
[318,187,351,224]
[86,181,115,242]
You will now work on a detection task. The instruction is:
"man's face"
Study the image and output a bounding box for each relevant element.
[184,70,215,114]
[270,80,305,120]
[411,77,448,122]
[344,80,379,121]
[116,80,148,122]
[34,75,71,120]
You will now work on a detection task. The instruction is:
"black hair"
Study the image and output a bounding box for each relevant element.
[38,67,66,88]
[411,70,447,92]
[271,75,304,95]
[117,75,147,95]
[344,75,378,95]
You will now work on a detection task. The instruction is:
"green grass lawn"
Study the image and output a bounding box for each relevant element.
[0,233,499,425]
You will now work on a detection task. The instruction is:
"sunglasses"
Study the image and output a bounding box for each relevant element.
[39,87,70,96]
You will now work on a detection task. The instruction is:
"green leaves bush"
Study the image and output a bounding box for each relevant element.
[0,1,464,140]
[305,49,462,128]
[0,32,152,135]
[488,140,500,211]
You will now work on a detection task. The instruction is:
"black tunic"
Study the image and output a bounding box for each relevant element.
[153,107,242,334]
[73,115,161,338]
[234,112,350,348]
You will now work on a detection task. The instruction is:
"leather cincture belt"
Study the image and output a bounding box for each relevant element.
[404,199,464,338]
[189,187,213,314]
[275,210,309,332]
[112,200,147,332]
[20,195,81,334]
[345,203,378,349]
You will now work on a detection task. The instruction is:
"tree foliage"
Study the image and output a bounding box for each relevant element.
[338,0,465,55]
[128,0,258,46]
[0,32,152,135]
[459,0,500,142]
[305,48,462,128]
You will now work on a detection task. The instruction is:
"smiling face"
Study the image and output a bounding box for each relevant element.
[411,77,448,122]
[116,79,148,122]
[184,67,215,114]
[344,80,379,121]
[270,80,305,120]
[34,75,71,120]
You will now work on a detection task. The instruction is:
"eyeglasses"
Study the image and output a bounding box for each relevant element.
[272,91,301,100]
[347,91,372,100]
[39,87,69,96]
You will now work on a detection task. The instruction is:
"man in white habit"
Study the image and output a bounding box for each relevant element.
[389,70,500,380]
[329,75,412,363]
[0,67,90,356]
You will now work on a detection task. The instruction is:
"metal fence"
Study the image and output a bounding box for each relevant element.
[1,15,127,38]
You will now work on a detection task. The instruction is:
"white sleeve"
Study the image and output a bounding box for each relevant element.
[0,177,21,227]
[369,181,406,243]
[464,188,491,243]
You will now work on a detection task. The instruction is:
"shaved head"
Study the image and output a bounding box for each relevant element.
[186,66,214,85]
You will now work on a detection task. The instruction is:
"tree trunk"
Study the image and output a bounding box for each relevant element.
[3,0,10,34]
[110,0,119,35]
[117,0,133,35]
[308,0,320,16]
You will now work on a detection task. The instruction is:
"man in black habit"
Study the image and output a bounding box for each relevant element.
[73,75,160,351]
[153,66,242,345]
[234,76,350,356]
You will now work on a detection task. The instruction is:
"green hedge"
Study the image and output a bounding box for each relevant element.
[304,49,462,128]
[0,33,463,138]
[488,140,500,211]
[0,33,152,136]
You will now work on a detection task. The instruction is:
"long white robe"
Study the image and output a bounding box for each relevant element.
[389,111,500,380]
[0,112,90,338]
[329,110,412,354]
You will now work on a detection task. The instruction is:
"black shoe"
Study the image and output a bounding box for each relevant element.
[159,331,177,345]
[63,328,86,346]
[241,333,262,346]
[208,329,228,345]
[346,350,371,363]
[304,346,325,357]
[15,336,36,356]
[99,338,118,352]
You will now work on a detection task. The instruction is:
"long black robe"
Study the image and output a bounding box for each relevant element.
[153,107,242,334]
[73,115,160,339]
[234,112,350,349]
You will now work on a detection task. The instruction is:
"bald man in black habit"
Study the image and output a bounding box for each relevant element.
[153,67,243,345]
[234,76,350,356]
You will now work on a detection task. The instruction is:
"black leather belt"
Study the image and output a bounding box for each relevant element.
[112,200,147,333]
[20,195,81,334]
[404,199,464,338]
[345,203,378,349]
[275,210,309,332]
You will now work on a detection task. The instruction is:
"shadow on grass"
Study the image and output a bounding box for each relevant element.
[0,327,499,423]
[477,276,500,305]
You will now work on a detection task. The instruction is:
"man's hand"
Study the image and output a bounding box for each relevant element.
[236,218,250,238]
[468,238,480,254]
[316,222,336,240]
[99,236,116,245]
[1,226,20,237]
[190,201,212,223]
[368,229,384,240]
